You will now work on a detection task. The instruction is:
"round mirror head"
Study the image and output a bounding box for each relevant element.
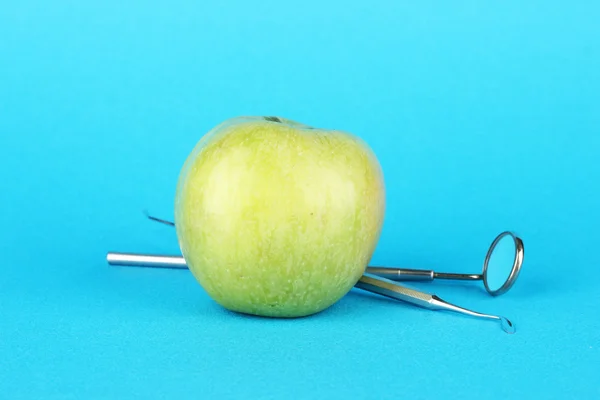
[482,231,524,296]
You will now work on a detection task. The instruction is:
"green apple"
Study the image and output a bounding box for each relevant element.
[174,116,385,317]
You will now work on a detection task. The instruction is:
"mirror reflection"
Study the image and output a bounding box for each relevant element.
[485,234,517,293]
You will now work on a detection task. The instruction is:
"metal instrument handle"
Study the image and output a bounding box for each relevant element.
[355,273,515,333]
[365,267,435,281]
[356,273,436,308]
[107,253,187,269]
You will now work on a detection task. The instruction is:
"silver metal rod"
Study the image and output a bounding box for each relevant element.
[433,272,482,281]
[106,252,448,281]
[107,253,187,269]
[366,267,435,281]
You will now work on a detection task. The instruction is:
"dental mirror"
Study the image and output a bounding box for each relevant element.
[368,231,524,296]
[482,231,524,296]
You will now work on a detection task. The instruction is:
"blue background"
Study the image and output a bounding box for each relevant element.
[1,1,599,399]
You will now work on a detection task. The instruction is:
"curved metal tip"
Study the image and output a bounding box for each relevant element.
[500,316,516,334]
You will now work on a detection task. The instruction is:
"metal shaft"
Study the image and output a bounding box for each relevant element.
[433,272,482,281]
[107,253,187,269]
[106,252,475,281]
[366,267,435,281]
[367,269,482,281]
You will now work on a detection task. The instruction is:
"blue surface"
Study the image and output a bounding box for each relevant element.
[1,1,599,398]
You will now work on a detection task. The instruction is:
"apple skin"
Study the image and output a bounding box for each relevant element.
[174,116,385,317]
